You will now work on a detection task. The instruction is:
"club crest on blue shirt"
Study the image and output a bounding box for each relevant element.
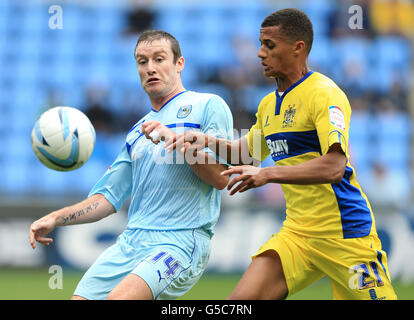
[282,104,296,128]
[177,105,192,119]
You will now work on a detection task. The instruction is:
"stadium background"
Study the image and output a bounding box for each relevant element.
[0,0,413,299]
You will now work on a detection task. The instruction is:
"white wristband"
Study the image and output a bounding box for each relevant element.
[149,130,161,142]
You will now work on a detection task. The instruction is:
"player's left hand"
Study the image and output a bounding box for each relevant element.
[164,131,207,155]
[141,121,175,144]
[221,165,269,195]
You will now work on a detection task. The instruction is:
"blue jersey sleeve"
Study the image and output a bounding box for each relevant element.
[201,95,234,165]
[202,95,233,139]
[88,144,132,211]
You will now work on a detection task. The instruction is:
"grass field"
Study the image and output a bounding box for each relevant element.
[0,268,413,300]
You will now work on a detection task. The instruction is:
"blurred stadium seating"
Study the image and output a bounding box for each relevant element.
[0,0,411,200]
[0,0,413,287]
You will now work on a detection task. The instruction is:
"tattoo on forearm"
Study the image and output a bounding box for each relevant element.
[62,201,100,225]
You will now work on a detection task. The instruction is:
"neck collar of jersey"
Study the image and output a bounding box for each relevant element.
[151,90,188,113]
[275,70,314,115]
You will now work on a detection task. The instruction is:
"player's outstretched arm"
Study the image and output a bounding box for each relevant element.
[29,193,115,249]
[165,132,253,166]
[223,143,347,195]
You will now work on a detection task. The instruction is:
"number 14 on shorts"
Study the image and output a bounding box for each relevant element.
[151,251,180,279]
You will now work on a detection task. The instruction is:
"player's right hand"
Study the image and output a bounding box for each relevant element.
[142,120,175,144]
[29,215,56,249]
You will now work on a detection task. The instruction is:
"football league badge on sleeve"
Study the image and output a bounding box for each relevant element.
[329,105,345,131]
[177,105,192,119]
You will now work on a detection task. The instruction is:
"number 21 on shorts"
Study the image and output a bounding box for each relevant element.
[348,261,385,290]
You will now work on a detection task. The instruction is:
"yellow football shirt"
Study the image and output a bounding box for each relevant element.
[247,71,376,239]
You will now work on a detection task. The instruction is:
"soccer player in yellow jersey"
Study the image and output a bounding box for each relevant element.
[165,8,397,300]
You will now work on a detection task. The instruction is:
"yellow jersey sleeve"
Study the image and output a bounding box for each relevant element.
[247,97,271,162]
[310,86,351,157]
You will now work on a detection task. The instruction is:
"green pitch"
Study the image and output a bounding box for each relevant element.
[0,268,413,300]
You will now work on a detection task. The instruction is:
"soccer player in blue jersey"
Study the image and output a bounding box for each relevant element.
[28,30,233,300]
[166,9,397,300]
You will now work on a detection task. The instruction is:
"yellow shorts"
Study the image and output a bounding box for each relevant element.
[253,227,397,300]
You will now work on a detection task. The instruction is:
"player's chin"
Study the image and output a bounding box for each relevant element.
[144,84,163,96]
[263,69,277,78]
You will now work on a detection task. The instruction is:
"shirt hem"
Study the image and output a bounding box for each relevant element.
[282,224,375,239]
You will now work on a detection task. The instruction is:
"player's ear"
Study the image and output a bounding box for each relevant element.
[293,40,306,56]
[176,56,185,73]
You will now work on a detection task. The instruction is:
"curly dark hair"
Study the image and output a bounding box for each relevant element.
[261,8,314,55]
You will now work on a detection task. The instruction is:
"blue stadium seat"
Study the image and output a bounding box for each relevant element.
[7,87,43,133]
[192,84,231,103]
[0,106,8,134]
[335,36,372,66]
[54,3,81,36]
[108,56,139,86]
[153,5,190,38]
[2,160,31,193]
[58,83,87,109]
[349,111,373,171]
[349,142,371,173]
[62,158,106,195]
[376,140,410,168]
[21,3,49,35]
[45,57,77,88]
[376,112,411,141]
[198,9,233,38]
[13,58,40,85]
[55,33,79,59]
[333,36,372,91]
[107,85,126,112]
[4,131,33,162]
[0,0,11,10]
[85,59,112,85]
[349,111,372,140]
[19,32,42,59]
[0,4,7,34]
[371,37,411,92]
[232,9,262,39]
[82,160,106,192]
[3,4,25,34]
[300,0,335,16]
[197,34,236,67]
[38,166,67,195]
[300,0,335,36]
[90,133,114,164]
[374,37,411,69]
[201,3,238,38]
[91,37,113,63]
[241,85,275,113]
[104,134,126,160]
[374,112,411,167]
[85,6,125,37]
[176,34,200,62]
[60,165,86,194]
[180,62,198,87]
[309,36,332,73]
